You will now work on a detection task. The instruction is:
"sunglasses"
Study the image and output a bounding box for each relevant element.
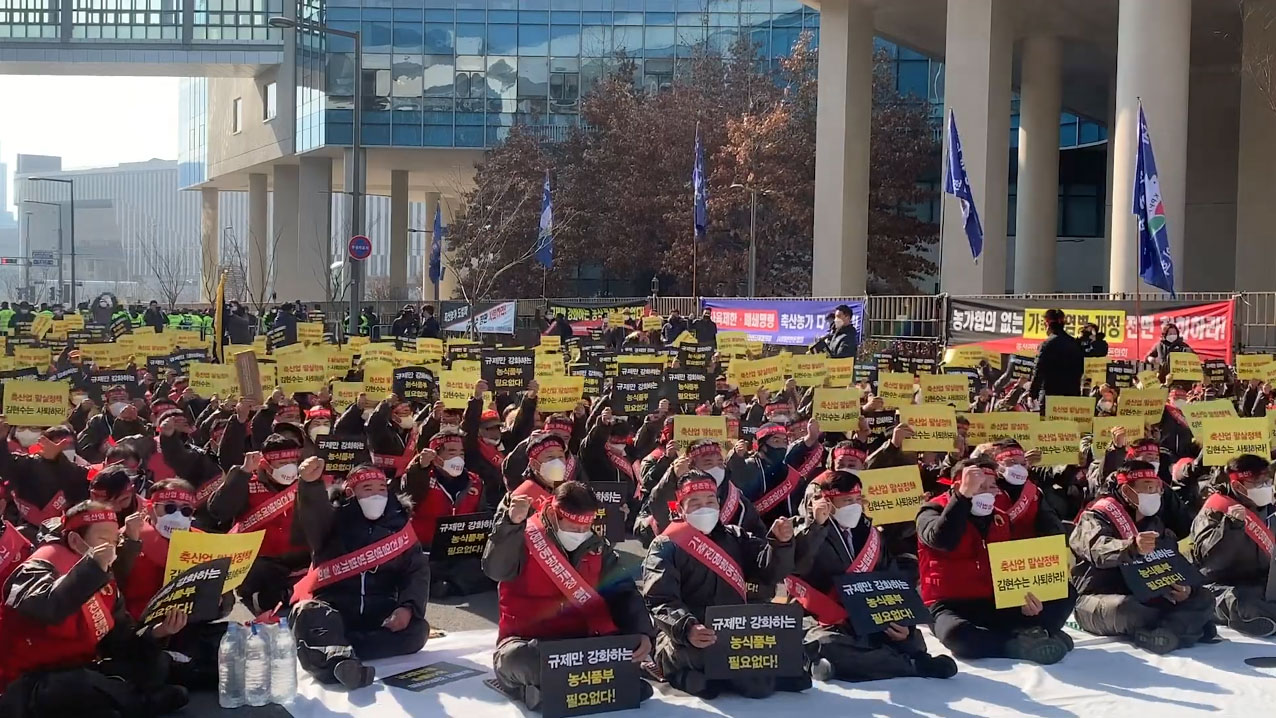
[159,503,195,517]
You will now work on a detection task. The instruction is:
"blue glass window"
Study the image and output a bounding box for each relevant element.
[424,22,454,53]
[456,23,484,54]
[489,23,517,54]
[550,24,580,55]
[393,23,423,53]
[520,24,549,55]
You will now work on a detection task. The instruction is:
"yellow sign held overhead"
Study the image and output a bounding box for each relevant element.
[1030,420,1080,465]
[537,375,585,412]
[673,415,728,444]
[824,358,857,388]
[330,381,365,412]
[1045,395,1095,434]
[857,465,925,526]
[812,388,863,432]
[1091,416,1146,457]
[165,529,264,592]
[897,404,957,452]
[963,411,1039,445]
[2,380,67,426]
[792,355,828,386]
[1199,418,1271,466]
[438,370,481,410]
[1169,352,1203,383]
[1182,399,1238,434]
[920,374,970,407]
[876,372,915,408]
[987,535,1070,609]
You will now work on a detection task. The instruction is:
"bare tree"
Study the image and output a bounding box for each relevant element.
[138,224,188,310]
[366,277,399,301]
[223,228,282,322]
[1239,0,1276,113]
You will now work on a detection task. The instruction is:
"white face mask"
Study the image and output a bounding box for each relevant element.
[1002,464,1029,486]
[687,507,719,533]
[483,436,501,447]
[155,512,192,539]
[1136,491,1162,517]
[357,494,388,520]
[271,463,299,485]
[441,456,466,477]
[397,415,415,430]
[556,529,592,552]
[770,414,790,424]
[1166,333,1179,342]
[109,401,128,417]
[833,504,863,529]
[70,394,88,408]
[971,492,997,517]
[362,409,375,422]
[1147,461,1161,475]
[308,425,331,441]
[706,466,726,484]
[539,458,567,485]
[1248,485,1275,508]
[1097,400,1114,413]
[14,430,40,448]
[62,449,78,463]
[834,317,846,329]
[607,442,628,456]
[1172,399,1187,410]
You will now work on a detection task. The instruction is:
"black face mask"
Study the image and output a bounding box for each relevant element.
[763,445,787,465]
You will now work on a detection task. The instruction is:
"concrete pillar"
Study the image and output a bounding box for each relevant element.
[245,173,268,303]
[940,0,1014,295]
[1103,80,1116,292]
[1235,0,1276,292]
[200,188,219,302]
[421,191,441,302]
[390,170,409,296]
[267,164,298,303]
[1183,66,1239,291]
[1109,0,1190,294]
[1013,35,1062,294]
[278,155,333,302]
[811,0,873,297]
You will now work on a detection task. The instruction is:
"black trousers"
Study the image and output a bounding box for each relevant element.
[803,620,927,682]
[654,632,810,699]
[930,588,1077,660]
[289,599,430,684]
[1074,589,1215,645]
[0,648,171,718]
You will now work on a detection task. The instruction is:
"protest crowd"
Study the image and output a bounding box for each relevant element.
[0,290,1273,718]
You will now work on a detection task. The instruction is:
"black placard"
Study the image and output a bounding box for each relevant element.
[315,435,370,479]
[836,570,929,636]
[85,369,141,401]
[853,362,879,386]
[46,366,83,386]
[862,410,897,443]
[616,360,663,380]
[570,364,605,399]
[1202,359,1227,385]
[267,324,296,352]
[539,635,641,718]
[703,604,804,679]
[67,330,101,345]
[1009,354,1037,381]
[1106,360,1137,389]
[170,349,209,371]
[587,481,627,542]
[447,343,484,364]
[944,366,980,392]
[140,557,230,627]
[382,661,485,692]
[874,352,895,373]
[429,511,494,560]
[662,369,713,407]
[481,349,535,393]
[612,379,661,416]
[146,355,174,374]
[905,356,937,376]
[677,344,714,370]
[619,344,660,357]
[1119,546,1205,602]
[109,316,131,339]
[392,366,436,403]
[737,413,763,442]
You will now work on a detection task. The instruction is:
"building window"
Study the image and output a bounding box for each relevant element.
[232,97,243,133]
[262,82,277,121]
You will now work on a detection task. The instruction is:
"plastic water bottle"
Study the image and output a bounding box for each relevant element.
[269,617,298,704]
[244,623,272,707]
[217,623,246,708]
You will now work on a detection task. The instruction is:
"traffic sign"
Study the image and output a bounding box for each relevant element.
[348,235,372,261]
[30,250,56,267]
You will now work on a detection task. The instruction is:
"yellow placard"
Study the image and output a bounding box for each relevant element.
[346,336,369,353]
[792,355,828,386]
[394,350,430,367]
[1083,356,1108,384]
[673,415,728,444]
[1182,399,1237,434]
[963,411,1039,445]
[858,465,924,526]
[897,405,956,452]
[331,381,364,412]
[2,379,67,426]
[360,342,396,365]
[257,363,277,396]
[987,535,1071,609]
[537,375,585,412]
[187,362,237,397]
[1199,418,1271,466]
[537,334,562,352]
[824,358,857,388]
[416,337,444,358]
[943,345,999,369]
[363,362,394,398]
[1169,352,1203,383]
[14,345,50,370]
[325,348,353,378]
[729,355,784,395]
[29,313,53,338]
[252,335,268,353]
[296,321,325,346]
[1031,420,1080,465]
[277,356,327,395]
[535,353,565,379]
[61,313,84,331]
[438,370,480,410]
[876,372,916,408]
[1023,308,1126,343]
[1118,387,1166,420]
[1237,354,1274,381]
[1092,416,1146,457]
[451,359,480,375]
[1136,370,1160,388]
[1045,395,1095,434]
[745,340,765,359]
[642,315,663,332]
[225,344,256,359]
[172,329,204,350]
[920,374,970,407]
[164,529,264,593]
[812,387,863,432]
[717,331,748,357]
[671,331,697,347]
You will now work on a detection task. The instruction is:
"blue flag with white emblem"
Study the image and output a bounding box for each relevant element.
[428,203,445,284]
[693,123,708,240]
[1133,104,1175,296]
[536,170,553,268]
[943,109,984,260]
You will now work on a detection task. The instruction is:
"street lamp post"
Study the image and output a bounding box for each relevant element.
[270,15,363,337]
[29,177,75,306]
[730,183,768,298]
[22,200,64,302]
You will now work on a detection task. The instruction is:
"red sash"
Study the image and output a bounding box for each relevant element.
[370,426,422,478]
[0,521,31,581]
[1007,483,1039,524]
[523,512,618,635]
[1090,496,1138,540]
[295,524,418,599]
[754,466,802,515]
[231,484,298,534]
[13,491,66,526]
[32,544,115,643]
[1164,402,1188,428]
[633,446,665,479]
[512,480,553,511]
[608,450,636,481]
[720,482,743,525]
[795,444,825,478]
[565,454,578,483]
[783,526,884,624]
[478,440,504,469]
[661,520,748,599]
[1204,493,1274,558]
[193,475,224,507]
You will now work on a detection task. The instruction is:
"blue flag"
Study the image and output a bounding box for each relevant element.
[943,109,984,260]
[428,203,445,284]
[1133,104,1176,296]
[693,123,708,240]
[536,170,553,268]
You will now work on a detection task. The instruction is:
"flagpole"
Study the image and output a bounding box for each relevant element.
[1133,98,1143,368]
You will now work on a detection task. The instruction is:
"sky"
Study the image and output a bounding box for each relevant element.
[0,76,179,214]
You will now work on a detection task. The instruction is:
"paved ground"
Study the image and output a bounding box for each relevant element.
[189,539,650,717]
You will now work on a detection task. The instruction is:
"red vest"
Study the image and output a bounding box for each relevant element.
[0,543,118,678]
[411,471,483,547]
[995,483,1040,540]
[0,522,31,588]
[122,522,169,621]
[917,492,1012,605]
[496,539,608,642]
[146,437,179,482]
[232,479,303,558]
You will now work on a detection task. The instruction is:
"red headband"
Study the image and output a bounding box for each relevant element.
[553,500,597,526]
[688,442,723,460]
[1229,470,1261,483]
[813,471,862,498]
[694,403,711,416]
[65,509,117,532]
[528,436,566,462]
[306,407,333,421]
[149,488,194,505]
[994,447,1024,463]
[105,388,129,402]
[765,402,791,416]
[480,410,501,425]
[262,448,301,464]
[429,433,464,451]
[545,416,574,434]
[1117,468,1161,484]
[755,424,787,442]
[833,446,867,463]
[676,478,718,502]
[1126,441,1158,457]
[345,467,386,489]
